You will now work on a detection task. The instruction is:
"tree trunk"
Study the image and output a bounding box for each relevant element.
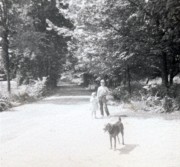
[161,52,169,90]
[169,74,174,85]
[169,54,177,86]
[127,65,131,95]
[2,29,11,93]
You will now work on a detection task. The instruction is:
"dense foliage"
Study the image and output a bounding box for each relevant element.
[0,0,73,91]
[59,0,180,90]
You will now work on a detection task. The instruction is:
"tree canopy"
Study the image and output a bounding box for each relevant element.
[0,0,180,92]
[0,0,73,90]
[57,0,180,88]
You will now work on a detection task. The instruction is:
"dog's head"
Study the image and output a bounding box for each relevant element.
[104,123,113,132]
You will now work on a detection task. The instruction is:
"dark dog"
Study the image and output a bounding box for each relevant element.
[104,117,124,150]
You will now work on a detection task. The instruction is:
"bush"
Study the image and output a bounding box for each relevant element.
[147,84,180,112]
[0,77,47,111]
[174,96,180,111]
[112,87,130,102]
[0,97,11,112]
[168,84,180,111]
[112,82,143,102]
[11,77,47,103]
[26,77,47,98]
[112,82,180,113]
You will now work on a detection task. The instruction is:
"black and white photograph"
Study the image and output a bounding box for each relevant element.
[0,0,180,167]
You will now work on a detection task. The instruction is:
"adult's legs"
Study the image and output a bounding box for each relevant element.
[102,97,110,116]
[104,102,110,116]
[99,99,104,116]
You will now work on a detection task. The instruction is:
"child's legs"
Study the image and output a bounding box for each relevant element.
[92,106,97,117]
[94,110,96,117]
[92,110,96,117]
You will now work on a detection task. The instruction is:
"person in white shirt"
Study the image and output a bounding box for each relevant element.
[97,79,110,117]
[90,92,98,118]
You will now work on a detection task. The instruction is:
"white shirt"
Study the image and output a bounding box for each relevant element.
[97,86,109,98]
[90,97,98,112]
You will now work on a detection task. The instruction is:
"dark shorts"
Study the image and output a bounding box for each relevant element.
[98,96,107,103]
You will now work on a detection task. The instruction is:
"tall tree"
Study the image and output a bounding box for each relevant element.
[9,0,73,88]
[0,0,27,92]
[0,0,12,92]
[59,0,180,90]
[25,0,73,87]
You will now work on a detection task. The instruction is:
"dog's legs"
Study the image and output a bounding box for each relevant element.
[110,136,112,149]
[117,135,120,144]
[121,131,124,145]
[114,137,116,150]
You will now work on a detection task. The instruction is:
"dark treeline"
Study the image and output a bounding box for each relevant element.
[0,0,73,92]
[0,0,180,96]
[64,0,180,90]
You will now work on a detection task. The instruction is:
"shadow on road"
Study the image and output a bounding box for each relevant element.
[54,85,92,96]
[38,97,90,105]
[38,85,92,105]
[52,85,92,96]
[117,144,138,154]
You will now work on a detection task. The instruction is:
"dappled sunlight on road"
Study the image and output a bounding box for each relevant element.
[1,86,180,167]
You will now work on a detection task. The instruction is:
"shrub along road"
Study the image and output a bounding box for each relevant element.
[0,85,180,167]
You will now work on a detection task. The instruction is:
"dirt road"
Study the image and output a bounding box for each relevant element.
[0,86,180,167]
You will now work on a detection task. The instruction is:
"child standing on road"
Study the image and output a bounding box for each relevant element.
[90,92,98,118]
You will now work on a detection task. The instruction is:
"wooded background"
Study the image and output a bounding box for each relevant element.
[0,0,180,96]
